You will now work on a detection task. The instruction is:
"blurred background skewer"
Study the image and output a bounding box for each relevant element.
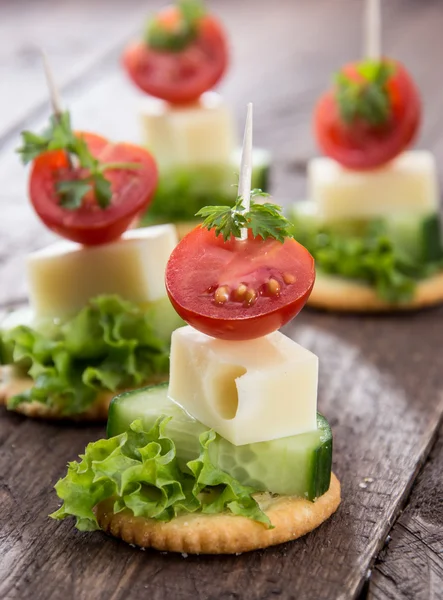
[40,48,73,169]
[365,0,381,60]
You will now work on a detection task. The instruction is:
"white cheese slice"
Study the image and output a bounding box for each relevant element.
[27,225,177,318]
[168,326,318,446]
[140,92,237,168]
[309,151,439,221]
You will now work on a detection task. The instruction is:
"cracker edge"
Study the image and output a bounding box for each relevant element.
[308,272,443,312]
[95,473,340,554]
[0,366,166,421]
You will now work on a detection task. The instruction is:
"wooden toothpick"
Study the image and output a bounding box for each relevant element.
[364,0,381,60]
[40,49,73,168]
[238,102,253,241]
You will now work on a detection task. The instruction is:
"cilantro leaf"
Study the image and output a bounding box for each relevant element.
[335,60,394,127]
[247,202,291,243]
[145,0,205,52]
[196,196,247,240]
[17,131,53,164]
[17,111,138,212]
[196,191,291,243]
[57,179,92,210]
[93,172,113,209]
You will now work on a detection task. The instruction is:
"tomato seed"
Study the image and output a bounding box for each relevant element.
[283,272,296,284]
[267,278,281,296]
[214,286,230,304]
[244,288,257,306]
[232,283,248,302]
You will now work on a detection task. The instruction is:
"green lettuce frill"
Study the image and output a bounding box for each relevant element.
[51,418,272,530]
[1,296,170,415]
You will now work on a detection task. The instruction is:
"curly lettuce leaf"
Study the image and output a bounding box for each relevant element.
[290,217,443,304]
[51,419,271,530]
[1,296,170,415]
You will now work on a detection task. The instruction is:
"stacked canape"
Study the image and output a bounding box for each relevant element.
[0,110,182,419]
[122,0,270,237]
[290,46,443,311]
[51,108,340,554]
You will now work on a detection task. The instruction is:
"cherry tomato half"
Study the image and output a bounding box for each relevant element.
[314,59,421,170]
[165,227,315,341]
[122,5,228,104]
[29,132,158,246]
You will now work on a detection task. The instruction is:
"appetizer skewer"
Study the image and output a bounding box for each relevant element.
[0,58,183,419]
[122,0,271,238]
[289,0,443,311]
[51,106,340,555]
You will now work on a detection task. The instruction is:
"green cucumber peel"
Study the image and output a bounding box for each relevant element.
[289,210,443,303]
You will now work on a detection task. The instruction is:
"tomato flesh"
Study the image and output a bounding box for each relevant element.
[314,59,421,170]
[29,132,158,245]
[165,227,315,340]
[122,6,228,104]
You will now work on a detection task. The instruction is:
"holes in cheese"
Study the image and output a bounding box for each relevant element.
[26,225,178,318]
[212,364,246,420]
[168,326,318,446]
[309,151,439,222]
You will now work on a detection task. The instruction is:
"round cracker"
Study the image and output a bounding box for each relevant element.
[308,272,443,312]
[96,473,340,554]
[0,366,166,421]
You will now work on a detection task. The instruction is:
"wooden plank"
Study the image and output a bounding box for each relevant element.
[369,424,443,600]
[1,313,442,600]
[0,1,443,599]
[0,0,156,145]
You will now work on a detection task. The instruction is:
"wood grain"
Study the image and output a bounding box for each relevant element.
[1,310,442,600]
[0,0,153,144]
[1,1,443,599]
[369,424,443,600]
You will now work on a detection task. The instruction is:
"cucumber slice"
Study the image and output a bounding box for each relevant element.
[289,201,370,237]
[383,212,443,263]
[139,147,271,226]
[289,202,443,263]
[422,214,443,262]
[107,384,332,499]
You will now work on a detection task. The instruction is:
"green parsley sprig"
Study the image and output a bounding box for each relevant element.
[145,0,206,52]
[17,112,140,211]
[335,59,395,127]
[196,190,291,243]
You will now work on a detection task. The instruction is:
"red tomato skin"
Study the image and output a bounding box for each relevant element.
[122,8,228,104]
[314,60,421,170]
[165,227,316,341]
[29,132,158,246]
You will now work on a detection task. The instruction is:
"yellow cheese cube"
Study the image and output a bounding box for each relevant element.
[309,151,439,221]
[168,326,318,446]
[140,92,237,168]
[27,225,177,318]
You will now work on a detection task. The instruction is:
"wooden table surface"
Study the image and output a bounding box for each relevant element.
[1,1,442,599]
